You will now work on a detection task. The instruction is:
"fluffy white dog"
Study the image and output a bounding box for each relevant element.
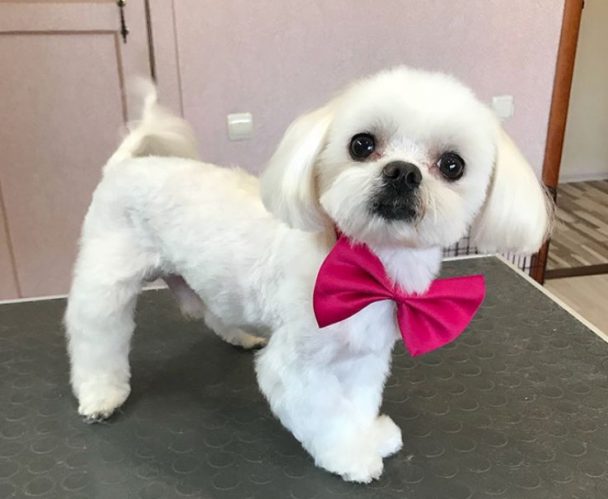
[65,67,551,482]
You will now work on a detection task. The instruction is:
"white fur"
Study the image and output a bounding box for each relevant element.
[65,67,551,482]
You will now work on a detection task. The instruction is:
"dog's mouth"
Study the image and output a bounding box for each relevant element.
[368,187,421,222]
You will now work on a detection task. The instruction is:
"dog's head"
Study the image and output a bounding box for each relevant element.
[261,67,552,253]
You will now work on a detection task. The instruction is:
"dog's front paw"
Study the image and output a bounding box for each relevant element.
[342,454,384,483]
[375,414,403,457]
[75,377,130,422]
[315,440,384,483]
[325,451,384,483]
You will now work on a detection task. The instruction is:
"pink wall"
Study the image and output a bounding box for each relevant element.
[154,0,564,176]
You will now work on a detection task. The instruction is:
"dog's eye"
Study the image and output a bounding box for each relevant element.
[438,152,465,181]
[349,133,376,160]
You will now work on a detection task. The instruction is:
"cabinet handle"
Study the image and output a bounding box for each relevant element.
[117,0,129,43]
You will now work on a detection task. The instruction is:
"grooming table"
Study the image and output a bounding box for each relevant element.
[1,257,608,499]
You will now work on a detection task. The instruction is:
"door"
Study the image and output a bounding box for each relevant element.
[0,0,151,299]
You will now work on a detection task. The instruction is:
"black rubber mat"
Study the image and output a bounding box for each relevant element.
[1,257,607,498]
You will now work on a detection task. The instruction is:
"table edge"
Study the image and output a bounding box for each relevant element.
[1,255,606,345]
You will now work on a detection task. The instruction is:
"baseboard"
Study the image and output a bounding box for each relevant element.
[545,264,608,279]
[559,172,608,183]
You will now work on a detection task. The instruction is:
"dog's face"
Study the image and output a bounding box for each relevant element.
[316,70,497,248]
[262,67,552,253]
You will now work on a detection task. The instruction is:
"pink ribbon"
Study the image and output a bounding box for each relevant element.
[313,235,485,356]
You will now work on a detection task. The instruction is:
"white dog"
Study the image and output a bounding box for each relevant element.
[65,67,551,482]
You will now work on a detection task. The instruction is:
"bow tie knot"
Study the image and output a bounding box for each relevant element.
[313,235,485,356]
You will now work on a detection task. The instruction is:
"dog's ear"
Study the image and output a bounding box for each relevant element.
[260,105,333,231]
[471,128,554,254]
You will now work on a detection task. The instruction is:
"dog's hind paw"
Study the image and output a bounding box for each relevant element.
[222,329,268,350]
[234,333,268,350]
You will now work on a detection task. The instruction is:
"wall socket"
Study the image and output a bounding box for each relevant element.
[492,95,514,120]
[227,112,253,141]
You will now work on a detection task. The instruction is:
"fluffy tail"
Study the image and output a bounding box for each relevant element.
[108,78,199,165]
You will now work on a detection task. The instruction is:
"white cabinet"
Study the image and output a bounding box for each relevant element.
[0,0,150,298]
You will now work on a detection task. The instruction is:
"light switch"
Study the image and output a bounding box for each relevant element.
[227,112,253,141]
[492,95,514,120]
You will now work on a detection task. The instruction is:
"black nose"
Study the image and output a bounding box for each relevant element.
[382,161,422,187]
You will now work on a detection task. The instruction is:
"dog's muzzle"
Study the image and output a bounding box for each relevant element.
[369,161,422,221]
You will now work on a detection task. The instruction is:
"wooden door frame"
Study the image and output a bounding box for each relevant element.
[531,0,584,284]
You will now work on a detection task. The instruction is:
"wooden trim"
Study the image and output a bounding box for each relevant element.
[531,0,584,284]
[542,0,584,189]
[0,178,21,297]
[545,263,608,280]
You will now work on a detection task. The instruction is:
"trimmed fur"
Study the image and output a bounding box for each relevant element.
[66,67,551,482]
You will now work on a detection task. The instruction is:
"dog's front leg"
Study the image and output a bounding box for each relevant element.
[339,349,403,459]
[255,329,387,482]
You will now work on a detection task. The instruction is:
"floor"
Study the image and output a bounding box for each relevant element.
[544,179,608,335]
[547,180,608,270]
[545,273,608,334]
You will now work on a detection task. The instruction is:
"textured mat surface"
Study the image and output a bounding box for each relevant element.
[1,257,608,499]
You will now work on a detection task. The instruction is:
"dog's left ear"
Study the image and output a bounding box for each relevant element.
[260,104,334,231]
[471,128,554,254]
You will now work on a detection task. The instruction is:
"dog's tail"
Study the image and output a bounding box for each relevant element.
[107,78,199,166]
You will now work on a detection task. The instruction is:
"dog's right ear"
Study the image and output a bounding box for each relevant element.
[471,127,554,254]
[260,105,334,231]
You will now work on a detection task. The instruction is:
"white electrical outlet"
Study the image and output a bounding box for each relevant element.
[492,95,514,120]
[227,112,253,141]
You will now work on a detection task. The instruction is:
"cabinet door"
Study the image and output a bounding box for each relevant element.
[0,0,150,298]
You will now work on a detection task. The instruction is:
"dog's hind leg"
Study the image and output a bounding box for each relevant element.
[164,274,267,350]
[65,229,156,422]
[202,310,268,350]
[164,274,207,319]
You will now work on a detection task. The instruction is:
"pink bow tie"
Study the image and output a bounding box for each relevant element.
[313,235,485,356]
